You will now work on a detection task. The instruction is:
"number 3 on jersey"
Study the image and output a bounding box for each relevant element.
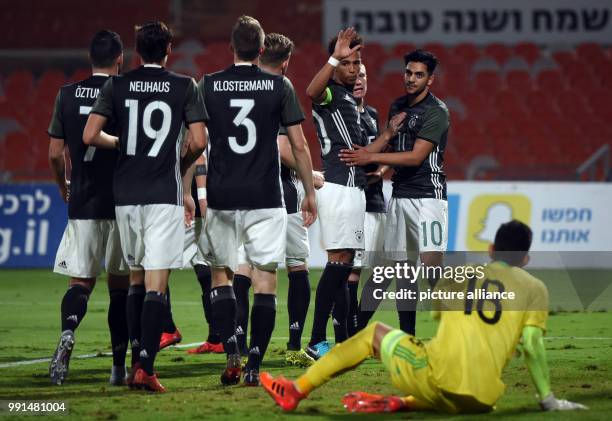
[228,99,256,154]
[124,99,172,157]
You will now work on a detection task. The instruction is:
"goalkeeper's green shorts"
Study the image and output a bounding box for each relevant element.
[380,329,492,414]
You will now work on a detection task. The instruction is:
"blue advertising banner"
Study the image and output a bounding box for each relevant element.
[0,184,67,268]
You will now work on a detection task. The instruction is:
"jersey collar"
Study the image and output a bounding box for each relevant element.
[143,64,163,68]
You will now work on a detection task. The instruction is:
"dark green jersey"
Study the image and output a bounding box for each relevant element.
[361,105,385,213]
[91,65,207,206]
[388,93,449,200]
[278,124,299,214]
[47,74,118,219]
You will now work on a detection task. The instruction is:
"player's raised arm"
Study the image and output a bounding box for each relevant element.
[520,326,587,411]
[306,28,361,104]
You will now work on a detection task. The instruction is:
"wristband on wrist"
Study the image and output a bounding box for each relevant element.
[197,187,207,200]
[328,56,340,67]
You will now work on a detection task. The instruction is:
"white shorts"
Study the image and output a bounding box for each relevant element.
[384,198,448,262]
[354,211,386,268]
[204,208,287,271]
[317,182,366,251]
[286,212,310,266]
[54,219,128,278]
[115,204,184,270]
[183,218,210,268]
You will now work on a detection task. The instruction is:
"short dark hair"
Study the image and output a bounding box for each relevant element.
[89,30,123,68]
[404,49,438,74]
[231,15,265,61]
[327,33,363,56]
[493,220,533,266]
[135,21,172,63]
[261,33,294,67]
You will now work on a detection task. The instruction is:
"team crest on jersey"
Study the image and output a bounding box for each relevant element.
[408,114,419,129]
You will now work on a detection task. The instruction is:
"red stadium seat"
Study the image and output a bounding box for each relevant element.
[535,70,567,92]
[513,42,540,64]
[450,43,480,66]
[423,43,449,64]
[484,43,512,64]
[390,43,416,58]
[505,70,533,91]
[473,70,503,92]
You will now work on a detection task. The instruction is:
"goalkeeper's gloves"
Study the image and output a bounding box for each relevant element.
[342,392,405,413]
[539,393,588,411]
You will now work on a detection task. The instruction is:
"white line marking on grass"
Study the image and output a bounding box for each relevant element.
[1,336,611,369]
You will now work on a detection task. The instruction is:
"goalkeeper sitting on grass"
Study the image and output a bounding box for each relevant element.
[261,220,587,413]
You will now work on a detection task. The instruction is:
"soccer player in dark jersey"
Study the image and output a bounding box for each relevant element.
[340,50,449,335]
[229,33,324,368]
[84,21,208,392]
[47,30,129,387]
[336,63,389,338]
[304,28,402,359]
[199,16,317,386]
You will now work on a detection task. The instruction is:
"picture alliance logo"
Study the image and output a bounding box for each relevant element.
[0,219,50,264]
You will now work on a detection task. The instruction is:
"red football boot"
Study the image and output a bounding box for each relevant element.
[260,372,305,412]
[186,341,224,354]
[126,362,141,389]
[159,328,182,350]
[132,368,166,393]
[342,392,405,413]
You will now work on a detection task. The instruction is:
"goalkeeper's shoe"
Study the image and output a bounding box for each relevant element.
[132,368,166,393]
[539,393,588,411]
[159,328,182,350]
[342,392,405,413]
[220,353,242,386]
[187,341,224,354]
[305,340,330,360]
[260,372,305,412]
[49,330,75,385]
[285,349,315,367]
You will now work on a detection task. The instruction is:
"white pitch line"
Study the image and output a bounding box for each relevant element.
[1,336,611,369]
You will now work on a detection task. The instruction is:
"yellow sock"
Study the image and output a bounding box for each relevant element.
[295,323,377,396]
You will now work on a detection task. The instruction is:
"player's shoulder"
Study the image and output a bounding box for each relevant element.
[425,93,450,116]
[364,104,378,118]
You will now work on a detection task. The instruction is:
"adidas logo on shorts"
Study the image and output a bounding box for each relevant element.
[58,261,68,269]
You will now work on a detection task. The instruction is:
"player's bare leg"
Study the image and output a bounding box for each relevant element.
[262,322,424,412]
[50,277,95,385]
[243,267,277,385]
[107,274,129,386]
[212,267,241,385]
[307,249,354,359]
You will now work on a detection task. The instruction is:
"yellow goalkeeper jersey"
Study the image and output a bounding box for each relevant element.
[425,261,549,407]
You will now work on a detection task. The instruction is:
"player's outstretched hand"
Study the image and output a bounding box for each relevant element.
[539,393,588,411]
[342,392,405,413]
[313,171,325,189]
[339,144,371,166]
[301,193,317,227]
[184,194,195,228]
[333,27,361,60]
[387,112,407,135]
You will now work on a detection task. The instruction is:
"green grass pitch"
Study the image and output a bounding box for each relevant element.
[0,269,611,420]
